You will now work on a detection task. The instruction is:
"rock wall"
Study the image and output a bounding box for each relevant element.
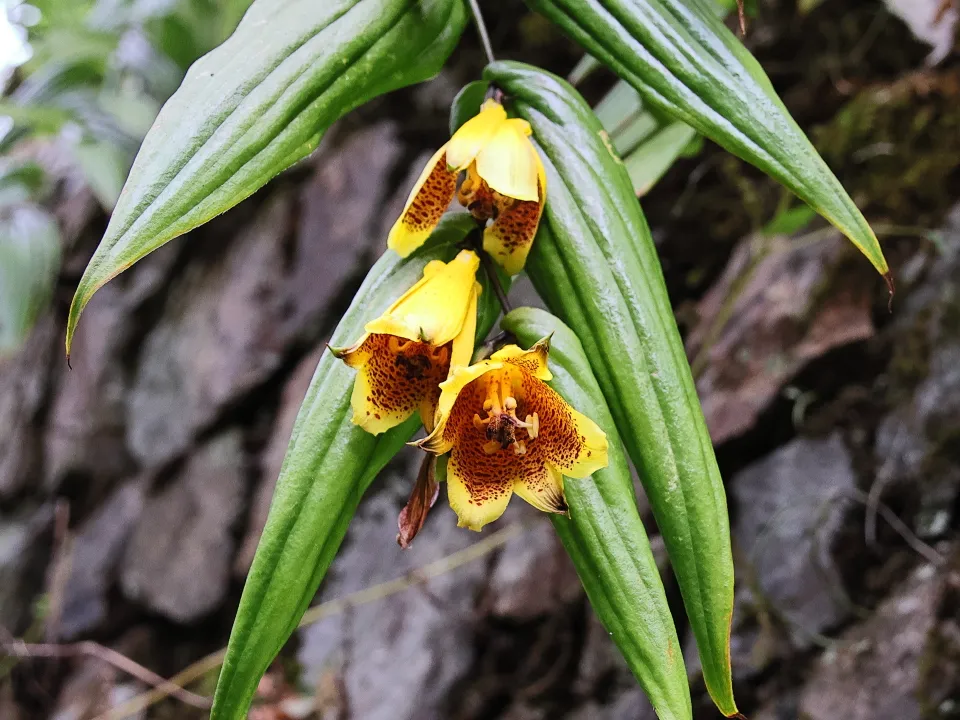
[2,3,960,719]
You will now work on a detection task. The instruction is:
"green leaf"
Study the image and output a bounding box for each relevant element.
[0,161,46,208]
[567,54,601,85]
[623,121,698,197]
[65,0,468,357]
[504,307,691,720]
[762,203,817,237]
[485,62,738,717]
[211,214,504,720]
[592,78,643,133]
[588,78,700,196]
[449,79,489,135]
[71,139,133,211]
[0,204,61,357]
[523,0,890,281]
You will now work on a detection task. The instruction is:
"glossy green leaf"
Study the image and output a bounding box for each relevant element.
[524,0,890,281]
[485,62,738,716]
[0,204,61,357]
[211,214,503,720]
[65,0,468,357]
[504,307,691,720]
[449,79,489,135]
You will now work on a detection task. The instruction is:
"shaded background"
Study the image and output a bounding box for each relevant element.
[1,0,959,718]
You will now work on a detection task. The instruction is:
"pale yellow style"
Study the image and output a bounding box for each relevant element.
[417,340,608,530]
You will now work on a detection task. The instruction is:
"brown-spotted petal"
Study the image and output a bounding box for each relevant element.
[347,334,451,435]
[482,150,546,275]
[387,145,458,257]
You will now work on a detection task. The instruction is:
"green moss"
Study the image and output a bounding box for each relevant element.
[813,74,960,227]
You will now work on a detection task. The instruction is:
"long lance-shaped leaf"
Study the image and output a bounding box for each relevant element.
[504,307,691,720]
[0,204,61,357]
[485,62,738,716]
[211,215,502,720]
[65,0,467,357]
[523,0,890,284]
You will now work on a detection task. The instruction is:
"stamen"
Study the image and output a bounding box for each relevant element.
[525,413,539,440]
[475,371,539,454]
[457,163,497,221]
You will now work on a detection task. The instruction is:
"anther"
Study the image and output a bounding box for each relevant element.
[525,413,539,440]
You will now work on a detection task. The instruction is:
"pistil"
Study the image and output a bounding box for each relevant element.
[472,372,540,455]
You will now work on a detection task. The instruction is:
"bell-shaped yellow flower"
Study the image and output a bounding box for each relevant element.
[333,250,481,435]
[415,339,608,531]
[387,99,547,276]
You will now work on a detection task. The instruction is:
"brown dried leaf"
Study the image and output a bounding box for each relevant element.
[397,455,440,549]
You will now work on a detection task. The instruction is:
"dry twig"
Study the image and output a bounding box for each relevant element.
[0,638,212,710]
[93,522,529,720]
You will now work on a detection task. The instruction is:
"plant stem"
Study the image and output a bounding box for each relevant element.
[468,0,496,65]
[475,330,517,361]
[472,231,511,314]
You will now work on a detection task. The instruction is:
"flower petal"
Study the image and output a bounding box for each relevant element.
[446,99,507,171]
[366,250,480,345]
[491,339,552,381]
[517,371,608,478]
[560,408,609,479]
[387,145,458,257]
[416,359,502,454]
[446,436,517,531]
[448,281,481,371]
[347,334,451,435]
[475,118,539,202]
[329,335,370,368]
[514,464,568,515]
[482,152,545,275]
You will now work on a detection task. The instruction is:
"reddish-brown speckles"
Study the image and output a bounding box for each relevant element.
[401,152,457,233]
[506,344,548,376]
[484,177,545,273]
[353,334,451,419]
[442,364,584,511]
[490,198,540,251]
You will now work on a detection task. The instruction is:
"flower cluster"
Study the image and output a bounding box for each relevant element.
[335,98,607,539]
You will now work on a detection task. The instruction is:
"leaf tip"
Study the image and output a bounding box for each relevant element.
[884,271,896,313]
[64,290,86,363]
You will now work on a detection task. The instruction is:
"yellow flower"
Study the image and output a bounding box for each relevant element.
[332,250,482,435]
[387,99,547,276]
[416,339,608,531]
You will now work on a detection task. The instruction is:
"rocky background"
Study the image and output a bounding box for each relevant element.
[2,1,960,719]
